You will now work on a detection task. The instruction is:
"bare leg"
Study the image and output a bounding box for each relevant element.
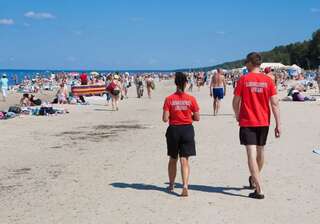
[147,88,151,98]
[213,99,217,116]
[216,100,221,115]
[115,96,119,110]
[246,145,263,194]
[168,158,177,191]
[180,157,190,197]
[256,146,265,172]
[111,97,115,110]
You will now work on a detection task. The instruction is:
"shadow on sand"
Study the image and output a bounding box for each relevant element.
[200,113,234,117]
[94,109,115,112]
[110,182,249,198]
[110,182,180,196]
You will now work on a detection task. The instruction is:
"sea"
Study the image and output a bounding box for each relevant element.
[0,69,170,86]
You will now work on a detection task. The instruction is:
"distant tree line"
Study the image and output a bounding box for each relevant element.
[178,29,320,72]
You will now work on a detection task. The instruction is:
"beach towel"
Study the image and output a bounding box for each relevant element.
[71,85,107,97]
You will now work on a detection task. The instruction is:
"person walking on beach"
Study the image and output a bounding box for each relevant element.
[233,52,281,199]
[1,74,9,102]
[163,72,200,197]
[145,75,154,99]
[187,73,194,92]
[210,69,226,116]
[107,75,122,111]
[135,75,144,98]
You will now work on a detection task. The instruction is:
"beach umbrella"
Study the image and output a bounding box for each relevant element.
[90,71,100,76]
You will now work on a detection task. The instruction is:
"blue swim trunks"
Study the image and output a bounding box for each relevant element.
[213,88,224,100]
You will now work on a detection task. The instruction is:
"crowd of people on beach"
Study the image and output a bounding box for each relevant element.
[1,53,320,201]
[0,72,160,120]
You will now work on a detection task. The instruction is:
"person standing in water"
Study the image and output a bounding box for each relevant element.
[233,52,281,199]
[210,68,226,116]
[163,72,200,197]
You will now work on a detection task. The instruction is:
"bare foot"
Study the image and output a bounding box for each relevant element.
[167,185,174,193]
[180,188,189,197]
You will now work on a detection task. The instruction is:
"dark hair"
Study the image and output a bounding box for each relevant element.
[23,93,29,98]
[175,72,188,91]
[245,52,262,66]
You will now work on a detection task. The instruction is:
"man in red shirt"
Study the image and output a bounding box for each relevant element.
[163,72,200,197]
[233,52,281,199]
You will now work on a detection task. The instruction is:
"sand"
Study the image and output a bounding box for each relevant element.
[0,81,320,224]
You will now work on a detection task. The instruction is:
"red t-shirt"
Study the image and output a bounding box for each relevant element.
[234,72,277,127]
[80,74,88,84]
[163,92,200,125]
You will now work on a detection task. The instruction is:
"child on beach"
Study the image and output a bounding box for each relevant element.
[233,52,281,199]
[57,83,68,104]
[163,72,200,197]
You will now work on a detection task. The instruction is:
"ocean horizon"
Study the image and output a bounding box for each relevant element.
[0,69,173,86]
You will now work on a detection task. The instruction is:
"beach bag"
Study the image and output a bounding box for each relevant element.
[151,82,155,90]
[8,106,22,114]
[33,99,42,106]
[39,107,54,116]
[106,81,117,92]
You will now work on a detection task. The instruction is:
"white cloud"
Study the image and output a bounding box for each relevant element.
[310,8,320,13]
[0,18,14,25]
[24,11,55,20]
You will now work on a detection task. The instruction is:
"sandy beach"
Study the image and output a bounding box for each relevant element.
[0,80,320,224]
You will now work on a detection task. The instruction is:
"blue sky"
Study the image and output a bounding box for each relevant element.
[0,0,319,70]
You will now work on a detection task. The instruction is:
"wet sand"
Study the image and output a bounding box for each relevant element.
[0,80,320,224]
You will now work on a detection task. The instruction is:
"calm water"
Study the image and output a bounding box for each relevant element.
[0,69,169,86]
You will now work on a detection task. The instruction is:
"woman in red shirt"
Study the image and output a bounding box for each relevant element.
[162,72,200,197]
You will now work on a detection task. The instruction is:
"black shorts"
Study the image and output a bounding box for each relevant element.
[240,127,269,146]
[112,90,120,96]
[166,125,196,159]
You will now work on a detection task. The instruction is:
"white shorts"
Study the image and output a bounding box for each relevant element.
[2,88,7,97]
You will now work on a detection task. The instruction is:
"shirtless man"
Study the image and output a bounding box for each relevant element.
[210,68,226,116]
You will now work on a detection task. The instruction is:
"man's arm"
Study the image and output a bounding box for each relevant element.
[162,110,169,123]
[209,78,213,96]
[223,76,227,96]
[232,96,241,121]
[192,112,200,122]
[270,95,281,138]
